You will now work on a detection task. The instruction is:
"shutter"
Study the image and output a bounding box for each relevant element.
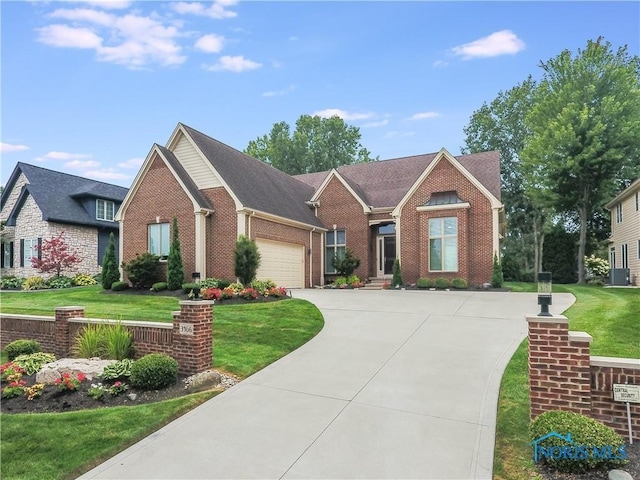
[20,239,24,267]
[37,238,42,260]
[1,244,4,268]
[10,242,14,268]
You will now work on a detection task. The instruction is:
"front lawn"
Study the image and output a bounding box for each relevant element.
[0,287,324,480]
[493,284,640,480]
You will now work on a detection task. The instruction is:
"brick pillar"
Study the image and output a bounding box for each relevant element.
[55,306,85,358]
[172,301,214,376]
[527,314,593,419]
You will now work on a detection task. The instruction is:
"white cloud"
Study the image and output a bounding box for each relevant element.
[194,33,225,53]
[383,131,416,139]
[39,8,186,68]
[1,143,29,153]
[37,24,103,49]
[312,109,374,121]
[362,119,389,128]
[118,157,144,169]
[204,55,262,72]
[64,160,101,169]
[172,1,238,19]
[83,169,131,181]
[74,1,132,9]
[35,151,92,162]
[409,111,440,120]
[432,60,448,68]
[262,85,296,97]
[451,30,525,60]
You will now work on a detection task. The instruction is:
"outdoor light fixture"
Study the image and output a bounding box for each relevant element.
[537,272,552,316]
[192,272,201,283]
[191,272,201,299]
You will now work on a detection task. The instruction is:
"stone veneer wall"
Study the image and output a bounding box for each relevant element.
[0,301,214,376]
[528,314,640,440]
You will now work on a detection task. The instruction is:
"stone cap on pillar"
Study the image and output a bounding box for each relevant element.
[526,314,568,324]
[568,331,593,344]
[55,306,85,312]
[179,300,215,306]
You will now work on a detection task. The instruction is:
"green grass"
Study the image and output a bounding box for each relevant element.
[0,288,324,479]
[493,283,640,479]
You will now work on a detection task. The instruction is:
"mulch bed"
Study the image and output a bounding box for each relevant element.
[1,373,195,414]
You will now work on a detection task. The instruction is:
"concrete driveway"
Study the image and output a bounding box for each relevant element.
[80,289,574,480]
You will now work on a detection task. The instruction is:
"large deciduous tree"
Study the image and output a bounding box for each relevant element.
[245,115,376,174]
[522,38,640,283]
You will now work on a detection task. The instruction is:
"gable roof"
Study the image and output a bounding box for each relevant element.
[180,124,323,228]
[605,177,640,209]
[296,150,501,209]
[1,162,128,228]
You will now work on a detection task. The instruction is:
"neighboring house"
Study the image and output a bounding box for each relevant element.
[119,123,502,289]
[0,163,128,278]
[605,178,640,286]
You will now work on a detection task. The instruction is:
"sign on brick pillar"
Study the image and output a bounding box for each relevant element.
[54,306,85,358]
[172,301,214,376]
[526,314,593,419]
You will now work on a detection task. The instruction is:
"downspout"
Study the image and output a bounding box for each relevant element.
[309,228,315,288]
[393,214,401,263]
[320,230,325,286]
[118,219,124,280]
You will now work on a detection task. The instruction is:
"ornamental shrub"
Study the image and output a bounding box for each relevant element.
[331,248,361,277]
[251,279,277,295]
[0,276,24,289]
[167,217,185,291]
[13,352,56,375]
[5,339,42,361]
[234,235,261,286]
[416,278,433,289]
[130,353,178,390]
[529,410,627,473]
[111,281,129,291]
[435,277,450,289]
[100,359,134,381]
[152,282,167,292]
[73,273,98,286]
[48,275,73,289]
[182,282,199,294]
[490,253,504,288]
[452,278,467,289]
[584,255,610,278]
[101,232,120,289]
[122,253,160,289]
[392,258,403,287]
[22,276,48,291]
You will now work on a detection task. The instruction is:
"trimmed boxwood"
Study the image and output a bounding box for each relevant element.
[111,281,129,291]
[435,277,450,289]
[529,410,627,473]
[416,278,433,289]
[151,282,167,292]
[130,353,178,390]
[5,339,42,361]
[452,278,467,289]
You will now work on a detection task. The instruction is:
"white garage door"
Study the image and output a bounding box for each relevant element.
[255,239,305,288]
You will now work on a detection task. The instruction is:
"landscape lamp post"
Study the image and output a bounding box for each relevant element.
[191,272,201,299]
[537,272,552,316]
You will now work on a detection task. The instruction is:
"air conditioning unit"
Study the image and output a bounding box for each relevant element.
[609,268,630,286]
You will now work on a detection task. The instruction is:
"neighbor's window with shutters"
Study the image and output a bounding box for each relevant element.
[22,238,39,267]
[96,199,115,221]
[1,242,13,268]
[325,229,346,274]
[429,217,458,272]
[148,223,170,257]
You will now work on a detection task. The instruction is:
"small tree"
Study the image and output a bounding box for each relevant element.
[331,248,360,277]
[392,258,403,287]
[491,252,504,288]
[234,235,261,286]
[31,231,81,278]
[101,232,120,290]
[167,217,185,290]
[122,253,160,289]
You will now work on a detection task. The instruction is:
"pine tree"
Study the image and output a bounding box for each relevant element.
[234,235,261,286]
[392,258,403,287]
[167,217,185,291]
[491,253,504,288]
[101,232,119,290]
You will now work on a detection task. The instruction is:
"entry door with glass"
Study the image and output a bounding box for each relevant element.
[376,224,396,277]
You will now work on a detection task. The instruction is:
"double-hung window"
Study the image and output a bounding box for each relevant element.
[325,230,346,274]
[616,204,623,223]
[429,217,458,272]
[22,238,39,267]
[148,223,170,257]
[97,199,115,221]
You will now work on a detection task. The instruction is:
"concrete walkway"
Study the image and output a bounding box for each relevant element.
[80,290,574,480]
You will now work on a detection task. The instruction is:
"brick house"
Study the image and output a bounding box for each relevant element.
[0,163,128,278]
[605,178,640,285]
[118,123,502,288]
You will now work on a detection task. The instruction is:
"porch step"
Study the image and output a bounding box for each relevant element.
[361,278,387,290]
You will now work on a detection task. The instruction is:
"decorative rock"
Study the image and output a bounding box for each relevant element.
[127,393,137,401]
[183,370,222,393]
[609,470,633,480]
[36,358,116,384]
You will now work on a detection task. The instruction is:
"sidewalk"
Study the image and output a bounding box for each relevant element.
[80,290,575,479]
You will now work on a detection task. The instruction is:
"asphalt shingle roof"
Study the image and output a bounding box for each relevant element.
[181,124,324,228]
[1,162,128,228]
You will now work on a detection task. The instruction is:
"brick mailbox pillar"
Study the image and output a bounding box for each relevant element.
[172,301,214,376]
[527,314,593,419]
[55,306,85,358]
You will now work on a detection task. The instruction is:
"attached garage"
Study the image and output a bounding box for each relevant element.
[255,238,305,288]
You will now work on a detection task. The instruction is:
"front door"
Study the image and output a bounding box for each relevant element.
[376,235,396,277]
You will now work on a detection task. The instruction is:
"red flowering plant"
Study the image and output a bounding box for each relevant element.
[55,372,86,391]
[200,288,222,301]
[2,380,27,399]
[267,286,288,298]
[221,287,236,300]
[1,362,25,383]
[240,288,258,300]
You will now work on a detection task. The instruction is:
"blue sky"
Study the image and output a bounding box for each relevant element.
[2,1,639,188]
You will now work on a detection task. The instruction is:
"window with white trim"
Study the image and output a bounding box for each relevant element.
[1,242,12,268]
[621,243,629,269]
[23,238,38,267]
[97,199,115,221]
[429,217,458,272]
[148,223,170,257]
[616,203,623,223]
[325,229,346,274]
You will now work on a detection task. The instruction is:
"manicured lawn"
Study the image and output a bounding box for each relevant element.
[0,287,324,480]
[493,284,640,480]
